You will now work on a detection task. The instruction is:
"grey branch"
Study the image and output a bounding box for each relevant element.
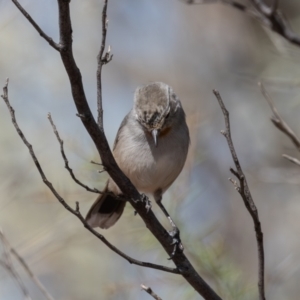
[97,0,113,128]
[10,0,61,51]
[185,0,300,47]
[259,82,300,152]
[0,229,32,300]
[213,89,266,300]
[282,154,300,167]
[47,113,103,194]
[1,80,180,276]
[0,230,54,300]
[141,284,162,300]
[260,82,300,168]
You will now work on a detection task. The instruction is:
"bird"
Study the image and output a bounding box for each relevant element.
[86,82,190,232]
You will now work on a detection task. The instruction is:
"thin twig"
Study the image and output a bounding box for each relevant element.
[259,82,300,152]
[0,231,55,300]
[183,0,248,11]
[1,80,180,276]
[282,154,300,166]
[185,0,300,46]
[213,89,266,300]
[47,113,103,194]
[141,284,162,300]
[97,0,113,128]
[0,230,32,300]
[90,160,103,166]
[10,0,61,51]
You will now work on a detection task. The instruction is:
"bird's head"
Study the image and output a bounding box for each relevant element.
[134,82,182,147]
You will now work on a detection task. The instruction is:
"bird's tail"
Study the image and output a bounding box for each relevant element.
[85,182,126,229]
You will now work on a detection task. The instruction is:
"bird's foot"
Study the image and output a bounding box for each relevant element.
[134,193,152,215]
[141,194,152,212]
[168,226,184,259]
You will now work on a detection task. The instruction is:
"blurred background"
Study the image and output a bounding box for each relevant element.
[1,0,300,299]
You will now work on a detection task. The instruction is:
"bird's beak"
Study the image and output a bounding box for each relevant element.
[152,129,159,147]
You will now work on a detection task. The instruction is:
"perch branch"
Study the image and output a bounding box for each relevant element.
[9,1,222,298]
[1,80,180,276]
[57,0,222,297]
[213,89,266,300]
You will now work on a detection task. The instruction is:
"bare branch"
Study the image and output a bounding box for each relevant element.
[90,160,106,172]
[0,231,55,300]
[185,0,300,47]
[47,113,103,194]
[0,229,32,300]
[141,284,162,300]
[90,160,103,166]
[259,82,300,152]
[282,154,300,167]
[213,89,266,300]
[1,80,180,276]
[97,0,113,128]
[183,0,248,12]
[10,0,61,51]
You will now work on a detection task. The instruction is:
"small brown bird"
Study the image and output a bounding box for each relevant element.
[86,82,190,230]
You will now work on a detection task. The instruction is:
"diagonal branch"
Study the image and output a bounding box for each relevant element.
[55,1,221,298]
[282,154,300,167]
[47,113,102,194]
[0,230,55,300]
[183,0,249,11]
[10,0,61,51]
[184,0,300,47]
[1,80,180,276]
[0,230,32,300]
[260,82,300,166]
[259,82,300,153]
[213,89,266,300]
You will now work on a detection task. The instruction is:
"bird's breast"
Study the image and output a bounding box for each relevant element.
[114,126,188,194]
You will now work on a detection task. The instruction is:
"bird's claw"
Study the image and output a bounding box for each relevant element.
[134,194,152,215]
[141,193,152,212]
[168,227,183,259]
